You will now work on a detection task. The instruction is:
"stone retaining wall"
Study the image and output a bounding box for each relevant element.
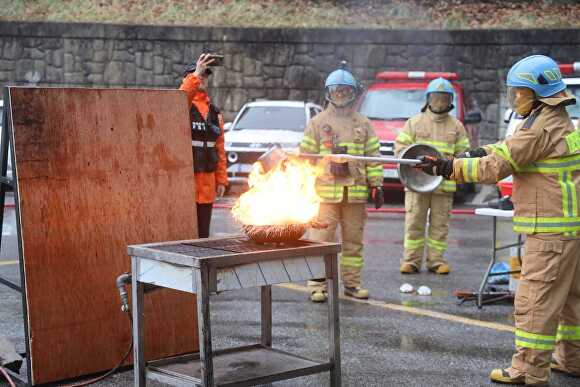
[1,22,579,142]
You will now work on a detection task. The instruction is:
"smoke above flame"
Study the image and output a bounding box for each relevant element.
[232,158,322,226]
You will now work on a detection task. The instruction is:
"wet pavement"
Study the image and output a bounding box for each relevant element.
[1,194,578,386]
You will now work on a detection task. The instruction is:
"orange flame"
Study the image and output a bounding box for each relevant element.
[232,158,322,226]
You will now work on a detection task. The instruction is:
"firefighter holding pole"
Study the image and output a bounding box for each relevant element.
[418,55,580,385]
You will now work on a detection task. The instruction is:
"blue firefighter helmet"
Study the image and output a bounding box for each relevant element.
[506,55,566,98]
[325,61,360,107]
[425,77,455,98]
[424,77,455,114]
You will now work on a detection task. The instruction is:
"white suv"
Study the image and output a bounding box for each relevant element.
[224,100,322,184]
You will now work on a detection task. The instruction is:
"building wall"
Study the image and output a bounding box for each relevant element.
[1,22,578,142]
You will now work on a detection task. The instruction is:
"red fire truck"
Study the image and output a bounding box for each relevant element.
[357,71,482,198]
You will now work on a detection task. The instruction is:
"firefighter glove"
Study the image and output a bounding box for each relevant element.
[457,147,487,159]
[371,186,385,209]
[417,156,453,178]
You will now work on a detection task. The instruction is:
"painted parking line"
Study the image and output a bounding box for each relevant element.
[0,260,18,266]
[278,282,514,334]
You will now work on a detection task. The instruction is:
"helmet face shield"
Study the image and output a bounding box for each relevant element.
[508,87,535,116]
[427,92,452,113]
[326,85,356,107]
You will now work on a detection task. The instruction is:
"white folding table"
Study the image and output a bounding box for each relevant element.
[474,208,523,308]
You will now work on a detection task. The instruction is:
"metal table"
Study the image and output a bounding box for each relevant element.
[474,208,523,309]
[127,235,342,387]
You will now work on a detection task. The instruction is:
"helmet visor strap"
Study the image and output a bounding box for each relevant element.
[428,92,452,113]
[327,85,356,107]
[508,87,535,116]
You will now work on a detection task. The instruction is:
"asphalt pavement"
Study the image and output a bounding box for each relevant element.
[1,192,578,386]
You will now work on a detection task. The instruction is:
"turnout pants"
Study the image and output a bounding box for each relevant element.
[508,235,580,385]
[402,191,453,270]
[308,199,367,289]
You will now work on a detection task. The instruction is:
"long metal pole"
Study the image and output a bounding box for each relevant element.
[299,153,421,165]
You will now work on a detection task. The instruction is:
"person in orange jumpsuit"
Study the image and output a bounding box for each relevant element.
[179,53,228,237]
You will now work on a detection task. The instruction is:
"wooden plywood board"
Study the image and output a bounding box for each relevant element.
[8,87,199,384]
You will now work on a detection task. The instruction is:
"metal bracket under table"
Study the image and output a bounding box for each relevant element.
[128,235,342,387]
[474,208,523,309]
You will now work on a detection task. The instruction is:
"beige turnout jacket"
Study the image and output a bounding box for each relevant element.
[452,95,579,235]
[395,109,470,193]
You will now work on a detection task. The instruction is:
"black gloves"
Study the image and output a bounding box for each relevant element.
[457,147,487,159]
[371,186,385,209]
[417,156,454,178]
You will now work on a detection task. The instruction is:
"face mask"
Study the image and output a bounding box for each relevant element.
[327,85,356,107]
[427,92,452,114]
[508,87,535,116]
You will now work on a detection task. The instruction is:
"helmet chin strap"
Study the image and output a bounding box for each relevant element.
[422,104,454,114]
[330,102,354,116]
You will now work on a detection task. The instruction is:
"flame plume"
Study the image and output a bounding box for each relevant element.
[232,158,322,226]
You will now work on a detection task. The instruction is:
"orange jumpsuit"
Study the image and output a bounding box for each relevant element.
[179,74,228,236]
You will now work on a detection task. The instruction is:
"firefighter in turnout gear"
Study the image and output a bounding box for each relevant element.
[418,55,580,385]
[180,53,228,238]
[395,77,470,275]
[300,63,384,303]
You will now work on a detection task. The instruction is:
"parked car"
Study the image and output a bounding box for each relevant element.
[224,100,322,184]
[498,62,580,198]
[357,71,482,199]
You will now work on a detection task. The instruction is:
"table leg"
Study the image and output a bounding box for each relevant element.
[261,285,272,347]
[196,267,214,387]
[132,257,146,386]
[325,254,341,387]
[478,216,497,309]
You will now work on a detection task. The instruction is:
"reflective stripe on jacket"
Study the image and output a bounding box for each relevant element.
[300,105,382,203]
[452,95,579,235]
[395,109,470,194]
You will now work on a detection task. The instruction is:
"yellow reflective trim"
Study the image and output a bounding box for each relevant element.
[521,153,580,173]
[440,179,457,193]
[396,132,414,145]
[301,135,317,147]
[559,171,578,218]
[489,143,520,172]
[427,238,448,252]
[404,237,425,249]
[331,142,365,155]
[565,130,580,153]
[301,144,318,153]
[515,329,556,350]
[338,142,364,149]
[461,159,479,183]
[455,137,471,153]
[513,216,580,233]
[418,140,454,155]
[557,325,580,341]
[515,339,555,351]
[340,255,364,268]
